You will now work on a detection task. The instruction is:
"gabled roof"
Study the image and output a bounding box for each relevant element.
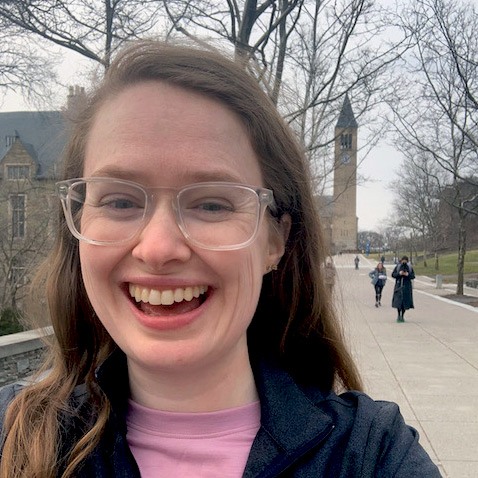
[0,111,67,179]
[335,94,357,129]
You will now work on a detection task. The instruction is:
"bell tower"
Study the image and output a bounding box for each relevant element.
[331,94,358,253]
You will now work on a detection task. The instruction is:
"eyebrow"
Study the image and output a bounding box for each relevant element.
[88,166,250,185]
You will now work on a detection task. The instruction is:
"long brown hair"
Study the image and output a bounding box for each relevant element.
[1,39,362,477]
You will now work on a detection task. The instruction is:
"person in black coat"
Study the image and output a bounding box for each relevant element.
[391,255,415,322]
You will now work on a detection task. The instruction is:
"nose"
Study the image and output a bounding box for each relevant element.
[131,198,192,267]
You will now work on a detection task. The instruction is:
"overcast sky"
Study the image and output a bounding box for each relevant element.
[1,49,399,233]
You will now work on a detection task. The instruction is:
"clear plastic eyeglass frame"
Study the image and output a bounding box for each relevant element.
[55,177,277,251]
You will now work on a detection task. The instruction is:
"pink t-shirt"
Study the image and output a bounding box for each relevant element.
[126,400,261,478]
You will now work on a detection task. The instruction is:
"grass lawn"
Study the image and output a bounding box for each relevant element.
[374,250,478,283]
[411,249,478,278]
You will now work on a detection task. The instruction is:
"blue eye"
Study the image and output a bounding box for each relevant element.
[91,194,145,219]
[196,201,234,213]
[104,198,137,209]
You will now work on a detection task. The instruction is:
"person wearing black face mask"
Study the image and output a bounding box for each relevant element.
[391,255,415,322]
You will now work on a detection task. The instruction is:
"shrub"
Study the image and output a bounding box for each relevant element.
[0,308,25,336]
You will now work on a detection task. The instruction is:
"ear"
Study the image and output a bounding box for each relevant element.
[266,213,291,269]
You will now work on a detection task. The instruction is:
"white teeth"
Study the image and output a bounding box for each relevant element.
[129,284,207,306]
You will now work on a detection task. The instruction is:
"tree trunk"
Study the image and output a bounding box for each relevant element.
[456,208,467,295]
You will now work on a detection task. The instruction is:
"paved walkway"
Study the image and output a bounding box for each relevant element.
[333,254,478,478]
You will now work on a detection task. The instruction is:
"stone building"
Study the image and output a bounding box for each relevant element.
[0,86,85,314]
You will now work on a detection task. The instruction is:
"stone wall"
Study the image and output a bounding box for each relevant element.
[0,327,53,387]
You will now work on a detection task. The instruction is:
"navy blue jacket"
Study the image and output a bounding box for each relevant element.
[0,350,441,477]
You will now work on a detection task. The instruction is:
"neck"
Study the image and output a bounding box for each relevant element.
[127,346,258,412]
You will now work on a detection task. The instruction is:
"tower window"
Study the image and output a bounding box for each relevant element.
[340,133,352,150]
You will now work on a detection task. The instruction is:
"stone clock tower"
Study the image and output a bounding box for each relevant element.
[331,95,358,253]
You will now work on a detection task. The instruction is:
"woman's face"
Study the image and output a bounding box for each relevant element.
[79,81,286,381]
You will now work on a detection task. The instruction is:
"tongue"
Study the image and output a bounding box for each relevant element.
[139,297,201,316]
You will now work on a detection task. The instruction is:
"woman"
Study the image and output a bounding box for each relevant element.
[392,255,415,322]
[324,257,336,293]
[0,40,440,477]
[369,262,387,307]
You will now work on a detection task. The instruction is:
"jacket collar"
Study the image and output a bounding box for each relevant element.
[94,349,335,475]
[245,357,335,477]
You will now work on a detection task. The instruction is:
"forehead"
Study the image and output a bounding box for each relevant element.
[83,81,264,187]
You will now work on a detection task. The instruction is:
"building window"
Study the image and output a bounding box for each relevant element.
[9,265,26,288]
[340,133,352,150]
[10,194,26,238]
[7,165,30,179]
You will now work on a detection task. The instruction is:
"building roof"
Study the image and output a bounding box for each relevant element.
[335,94,357,129]
[0,111,67,178]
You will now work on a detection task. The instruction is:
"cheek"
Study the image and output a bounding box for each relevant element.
[214,253,263,337]
[221,244,267,309]
[79,244,121,295]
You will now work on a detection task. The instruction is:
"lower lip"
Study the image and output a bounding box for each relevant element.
[126,291,210,331]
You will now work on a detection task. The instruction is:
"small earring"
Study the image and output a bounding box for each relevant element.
[266,264,278,272]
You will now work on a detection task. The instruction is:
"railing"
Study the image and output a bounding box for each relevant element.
[0,327,53,387]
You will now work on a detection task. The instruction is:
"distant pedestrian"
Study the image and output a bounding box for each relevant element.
[391,256,415,322]
[354,255,360,270]
[380,255,385,264]
[324,257,336,293]
[369,262,387,307]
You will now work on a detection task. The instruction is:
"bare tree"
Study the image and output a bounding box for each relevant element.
[389,152,446,268]
[162,0,305,98]
[282,0,412,194]
[162,0,413,195]
[389,0,478,294]
[0,23,57,108]
[0,0,165,109]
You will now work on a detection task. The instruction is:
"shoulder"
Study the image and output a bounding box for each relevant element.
[328,390,402,426]
[0,382,26,439]
[0,382,25,411]
[322,391,440,475]
[251,360,440,476]
[298,387,414,442]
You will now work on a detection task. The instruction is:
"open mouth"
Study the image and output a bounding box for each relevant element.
[128,284,208,316]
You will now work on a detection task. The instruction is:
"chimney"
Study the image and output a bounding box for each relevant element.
[64,85,87,121]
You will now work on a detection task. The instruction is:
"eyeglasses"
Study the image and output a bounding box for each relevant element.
[56,177,276,250]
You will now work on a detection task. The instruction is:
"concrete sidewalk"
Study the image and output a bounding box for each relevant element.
[333,254,478,478]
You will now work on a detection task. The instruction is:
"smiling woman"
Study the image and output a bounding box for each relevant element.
[0,39,441,478]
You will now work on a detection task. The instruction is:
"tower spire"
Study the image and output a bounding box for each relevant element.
[336,94,357,129]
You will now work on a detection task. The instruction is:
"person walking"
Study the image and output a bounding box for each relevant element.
[392,255,415,322]
[324,257,336,294]
[354,255,360,270]
[369,262,387,307]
